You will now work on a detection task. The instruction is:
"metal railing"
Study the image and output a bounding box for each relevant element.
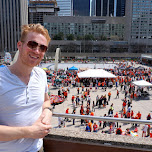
[53,112,152,125]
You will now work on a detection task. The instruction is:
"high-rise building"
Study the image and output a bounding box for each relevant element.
[125,0,152,44]
[56,0,95,17]
[0,0,28,52]
[90,0,96,16]
[56,0,73,16]
[28,0,59,24]
[96,0,125,17]
[73,0,90,16]
[116,0,126,17]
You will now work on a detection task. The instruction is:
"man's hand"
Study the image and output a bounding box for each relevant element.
[26,114,52,139]
[41,108,52,125]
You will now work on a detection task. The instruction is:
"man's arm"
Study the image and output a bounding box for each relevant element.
[0,93,52,142]
[0,113,51,141]
[41,93,52,125]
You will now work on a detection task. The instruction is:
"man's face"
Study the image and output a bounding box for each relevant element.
[18,32,48,68]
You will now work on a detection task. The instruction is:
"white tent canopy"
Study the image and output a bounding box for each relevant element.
[132,80,152,87]
[77,69,116,78]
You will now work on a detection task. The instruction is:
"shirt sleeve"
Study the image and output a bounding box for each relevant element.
[44,72,48,93]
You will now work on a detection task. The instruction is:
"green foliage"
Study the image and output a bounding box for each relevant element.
[53,32,64,40]
[84,34,95,40]
[100,35,108,41]
[66,34,75,40]
[76,35,83,40]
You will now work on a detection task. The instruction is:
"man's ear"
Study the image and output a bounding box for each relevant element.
[17,41,22,50]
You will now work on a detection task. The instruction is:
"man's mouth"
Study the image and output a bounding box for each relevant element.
[29,54,39,59]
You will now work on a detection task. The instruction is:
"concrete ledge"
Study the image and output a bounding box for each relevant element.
[46,128,152,151]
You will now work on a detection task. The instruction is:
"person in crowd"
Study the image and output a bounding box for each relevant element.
[103,114,107,128]
[93,122,98,132]
[71,95,75,103]
[72,109,76,125]
[90,111,94,124]
[116,89,119,98]
[96,95,99,105]
[0,23,52,152]
[147,113,151,120]
[65,108,69,122]
[85,123,91,132]
[116,125,122,135]
[92,100,95,112]
[108,91,111,101]
[142,124,148,137]
[125,128,131,136]
[88,121,92,132]
[114,112,119,128]
[58,117,65,128]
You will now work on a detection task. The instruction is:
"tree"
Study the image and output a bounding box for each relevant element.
[66,34,75,40]
[76,35,83,40]
[100,35,108,41]
[53,32,64,40]
[84,34,95,40]
[62,43,77,53]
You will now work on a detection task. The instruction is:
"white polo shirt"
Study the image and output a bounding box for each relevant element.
[0,66,48,152]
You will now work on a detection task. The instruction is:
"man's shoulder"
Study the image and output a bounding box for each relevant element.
[33,66,45,72]
[33,67,46,76]
[0,66,7,74]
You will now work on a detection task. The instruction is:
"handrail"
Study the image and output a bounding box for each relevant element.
[53,112,152,125]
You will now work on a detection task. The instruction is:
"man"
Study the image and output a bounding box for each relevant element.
[0,24,52,152]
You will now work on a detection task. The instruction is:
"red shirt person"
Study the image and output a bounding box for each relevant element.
[93,123,98,132]
[116,126,122,135]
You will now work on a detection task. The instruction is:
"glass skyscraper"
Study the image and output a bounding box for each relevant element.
[116,0,126,17]
[56,0,73,16]
[96,0,125,17]
[73,0,90,16]
[56,0,96,17]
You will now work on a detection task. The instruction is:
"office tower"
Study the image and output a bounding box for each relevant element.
[116,0,126,17]
[73,0,90,16]
[90,0,96,16]
[56,0,73,16]
[0,0,28,52]
[125,0,152,43]
[96,0,125,17]
[28,0,59,24]
[96,0,101,16]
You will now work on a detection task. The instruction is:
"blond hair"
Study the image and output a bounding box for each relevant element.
[20,23,51,44]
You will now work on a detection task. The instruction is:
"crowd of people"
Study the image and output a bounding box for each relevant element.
[46,61,152,137]
[35,54,151,138]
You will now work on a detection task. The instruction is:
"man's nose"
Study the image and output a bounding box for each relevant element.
[33,46,41,53]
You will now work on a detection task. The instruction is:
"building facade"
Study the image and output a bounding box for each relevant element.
[28,0,59,25]
[96,0,126,17]
[56,0,73,16]
[125,0,152,53]
[44,16,125,41]
[0,0,28,52]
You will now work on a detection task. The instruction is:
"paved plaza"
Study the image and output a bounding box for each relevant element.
[42,61,152,137]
